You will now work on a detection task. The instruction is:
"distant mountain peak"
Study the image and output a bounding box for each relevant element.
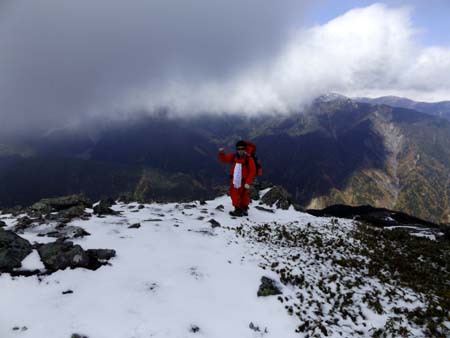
[314,92,351,103]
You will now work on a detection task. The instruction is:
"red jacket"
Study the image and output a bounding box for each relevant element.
[218,151,256,186]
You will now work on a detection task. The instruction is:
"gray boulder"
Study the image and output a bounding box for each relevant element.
[86,249,116,261]
[14,216,34,231]
[42,226,91,240]
[37,240,91,271]
[260,186,302,211]
[257,276,282,297]
[45,205,91,225]
[0,228,33,272]
[31,194,92,212]
[208,219,221,228]
[59,205,91,220]
[93,199,119,216]
[37,240,115,272]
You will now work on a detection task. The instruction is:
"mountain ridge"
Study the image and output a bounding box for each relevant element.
[1,95,450,223]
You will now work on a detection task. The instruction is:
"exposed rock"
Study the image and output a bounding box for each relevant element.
[45,231,61,238]
[260,186,301,210]
[189,325,200,333]
[249,322,268,334]
[128,223,141,229]
[257,276,282,297]
[9,269,41,277]
[31,194,92,212]
[0,228,33,272]
[208,219,221,228]
[71,227,91,238]
[71,334,89,338]
[249,185,260,201]
[29,201,53,214]
[188,228,216,236]
[43,226,90,239]
[37,241,114,272]
[183,204,197,209]
[62,290,73,295]
[0,220,6,228]
[37,240,91,271]
[86,249,116,261]
[215,205,224,211]
[255,206,275,213]
[253,180,275,191]
[138,204,145,209]
[59,205,90,221]
[306,204,438,228]
[1,206,24,217]
[44,206,90,225]
[14,216,33,231]
[93,199,119,216]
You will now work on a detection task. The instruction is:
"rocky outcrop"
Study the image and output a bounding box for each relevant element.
[86,249,116,261]
[306,204,437,228]
[14,216,34,231]
[44,205,92,225]
[37,240,115,272]
[257,276,282,297]
[0,228,33,272]
[31,194,92,212]
[260,186,302,211]
[208,219,221,228]
[40,226,91,239]
[93,198,119,216]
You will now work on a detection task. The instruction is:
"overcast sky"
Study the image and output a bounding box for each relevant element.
[1,0,450,135]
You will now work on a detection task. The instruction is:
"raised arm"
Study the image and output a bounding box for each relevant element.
[218,150,235,163]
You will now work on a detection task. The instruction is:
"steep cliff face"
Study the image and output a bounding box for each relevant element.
[393,112,450,224]
[304,108,398,211]
[304,103,450,224]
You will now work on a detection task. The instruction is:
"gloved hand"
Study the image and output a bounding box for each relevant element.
[218,147,225,152]
[244,183,250,189]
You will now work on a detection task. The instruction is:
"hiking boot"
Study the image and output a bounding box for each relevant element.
[229,208,244,217]
[241,208,248,216]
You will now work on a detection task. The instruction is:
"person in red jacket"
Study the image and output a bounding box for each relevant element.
[218,140,257,217]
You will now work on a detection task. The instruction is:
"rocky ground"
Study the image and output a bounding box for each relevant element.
[0,187,449,338]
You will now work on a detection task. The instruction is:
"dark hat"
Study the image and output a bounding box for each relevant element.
[236,140,247,148]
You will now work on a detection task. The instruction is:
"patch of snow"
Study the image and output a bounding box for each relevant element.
[16,250,45,272]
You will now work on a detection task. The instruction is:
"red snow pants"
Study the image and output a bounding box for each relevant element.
[230,182,250,210]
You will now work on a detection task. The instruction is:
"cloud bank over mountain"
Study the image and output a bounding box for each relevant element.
[1,1,450,134]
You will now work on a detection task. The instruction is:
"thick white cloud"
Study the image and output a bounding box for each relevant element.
[1,2,450,134]
[125,3,450,116]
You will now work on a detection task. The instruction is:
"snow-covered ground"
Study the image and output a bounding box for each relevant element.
[0,192,447,338]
